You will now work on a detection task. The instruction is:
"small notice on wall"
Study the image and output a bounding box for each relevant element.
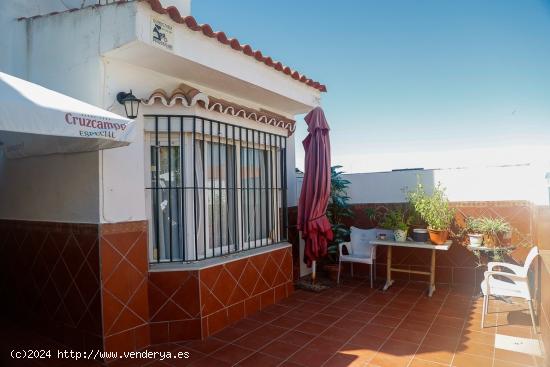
[151,17,173,51]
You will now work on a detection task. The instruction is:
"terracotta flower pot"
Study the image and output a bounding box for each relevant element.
[324,264,339,281]
[484,234,497,248]
[428,228,449,245]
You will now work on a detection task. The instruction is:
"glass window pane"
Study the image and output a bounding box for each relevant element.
[151,146,183,261]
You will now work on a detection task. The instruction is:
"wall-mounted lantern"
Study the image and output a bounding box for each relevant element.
[116,90,141,119]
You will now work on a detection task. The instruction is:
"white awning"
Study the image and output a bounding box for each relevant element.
[0,72,135,159]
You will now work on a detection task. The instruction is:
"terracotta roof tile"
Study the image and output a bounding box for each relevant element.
[143,84,296,135]
[142,0,326,92]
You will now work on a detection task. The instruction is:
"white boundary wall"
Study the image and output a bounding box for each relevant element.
[296,164,549,277]
[297,164,549,207]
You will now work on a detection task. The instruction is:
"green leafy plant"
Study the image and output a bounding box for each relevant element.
[477,217,511,236]
[380,208,409,231]
[326,166,354,262]
[408,182,454,231]
[464,217,484,234]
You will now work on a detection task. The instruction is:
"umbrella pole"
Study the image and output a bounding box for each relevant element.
[311,261,316,284]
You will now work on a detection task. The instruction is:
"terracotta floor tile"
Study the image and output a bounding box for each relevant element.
[452,353,493,367]
[278,329,315,346]
[288,346,335,367]
[188,356,231,367]
[308,313,342,325]
[458,340,493,357]
[307,336,345,353]
[355,303,384,313]
[278,361,305,367]
[399,319,432,332]
[415,344,455,365]
[185,338,227,354]
[213,326,249,342]
[323,352,372,367]
[235,332,274,349]
[348,334,386,351]
[369,352,413,367]
[320,326,358,342]
[209,344,255,365]
[378,339,418,357]
[497,324,533,338]
[232,318,263,332]
[390,328,426,345]
[260,340,302,359]
[294,320,329,335]
[494,360,536,367]
[494,348,536,366]
[236,352,282,367]
[357,324,394,339]
[370,315,401,328]
[432,315,465,329]
[409,358,448,367]
[332,318,366,332]
[459,330,495,346]
[345,310,376,324]
[422,333,459,349]
[165,351,206,367]
[270,315,304,329]
[253,324,289,339]
[377,307,408,319]
[427,324,463,339]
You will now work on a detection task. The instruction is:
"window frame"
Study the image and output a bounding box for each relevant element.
[144,115,287,264]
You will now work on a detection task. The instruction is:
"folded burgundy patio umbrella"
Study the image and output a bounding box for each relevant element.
[298,107,333,279]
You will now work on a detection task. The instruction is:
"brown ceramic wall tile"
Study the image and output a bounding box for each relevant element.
[0,220,103,352]
[147,246,293,342]
[99,220,150,353]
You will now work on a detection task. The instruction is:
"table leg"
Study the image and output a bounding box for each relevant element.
[383,246,394,291]
[428,248,436,297]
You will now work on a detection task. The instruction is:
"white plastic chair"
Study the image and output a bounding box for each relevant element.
[481,246,539,333]
[337,227,393,288]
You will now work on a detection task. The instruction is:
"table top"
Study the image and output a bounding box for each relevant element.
[466,245,516,251]
[369,239,452,251]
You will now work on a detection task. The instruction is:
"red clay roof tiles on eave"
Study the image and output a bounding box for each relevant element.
[142,0,327,92]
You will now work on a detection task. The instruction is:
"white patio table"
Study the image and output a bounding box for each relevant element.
[369,239,452,297]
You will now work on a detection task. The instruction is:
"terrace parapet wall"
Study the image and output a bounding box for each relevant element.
[290,200,537,287]
[148,245,294,343]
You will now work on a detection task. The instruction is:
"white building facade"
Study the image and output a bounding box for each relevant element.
[0,0,324,354]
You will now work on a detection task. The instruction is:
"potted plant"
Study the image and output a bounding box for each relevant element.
[380,208,409,242]
[324,166,354,280]
[464,217,484,247]
[408,182,455,245]
[407,204,428,242]
[478,217,511,248]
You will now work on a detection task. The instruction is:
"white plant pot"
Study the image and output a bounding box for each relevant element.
[468,234,483,247]
[394,229,407,242]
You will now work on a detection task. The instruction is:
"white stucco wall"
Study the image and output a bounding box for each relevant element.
[0,151,100,223]
[99,57,300,223]
[0,0,317,225]
[0,1,138,223]
[296,165,550,206]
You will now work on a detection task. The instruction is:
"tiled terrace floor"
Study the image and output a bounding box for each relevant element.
[2,279,545,367]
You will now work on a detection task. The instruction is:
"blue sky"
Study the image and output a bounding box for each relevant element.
[193,0,550,172]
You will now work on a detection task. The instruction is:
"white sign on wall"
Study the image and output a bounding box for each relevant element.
[151,17,173,51]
